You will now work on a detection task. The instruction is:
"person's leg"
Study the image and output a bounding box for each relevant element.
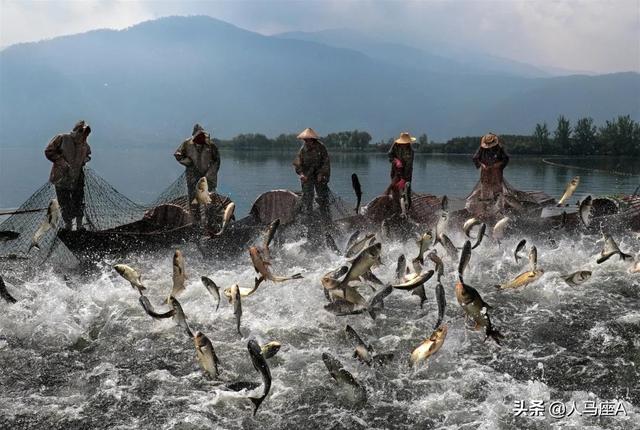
[315,181,331,223]
[72,173,86,230]
[55,186,73,230]
[300,179,315,217]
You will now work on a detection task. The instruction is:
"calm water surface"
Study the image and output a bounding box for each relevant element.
[1,146,638,214]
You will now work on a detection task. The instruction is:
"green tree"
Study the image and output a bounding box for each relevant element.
[572,117,597,155]
[533,122,549,154]
[553,115,572,154]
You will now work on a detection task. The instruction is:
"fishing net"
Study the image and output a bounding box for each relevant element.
[150,172,188,207]
[0,182,79,269]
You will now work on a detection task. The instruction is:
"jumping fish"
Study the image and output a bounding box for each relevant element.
[472,224,487,249]
[0,276,17,304]
[192,177,212,205]
[29,199,61,252]
[0,231,20,242]
[247,339,272,415]
[341,243,382,287]
[455,281,503,344]
[579,195,593,227]
[168,296,193,338]
[249,246,303,282]
[400,182,411,217]
[564,270,592,286]
[514,239,527,264]
[597,234,632,264]
[214,202,235,236]
[438,233,458,261]
[557,176,580,206]
[493,217,510,244]
[229,284,243,336]
[395,254,407,281]
[223,277,264,299]
[194,331,220,379]
[113,264,146,293]
[391,270,434,290]
[463,218,482,238]
[325,233,342,255]
[261,341,282,359]
[352,173,363,214]
[434,282,446,329]
[345,325,374,365]
[367,284,393,320]
[322,352,367,405]
[344,230,361,254]
[428,251,444,281]
[345,233,376,259]
[138,295,175,319]
[434,211,449,244]
[201,276,221,311]
[458,240,472,282]
[528,246,538,271]
[264,218,280,250]
[498,269,544,289]
[170,249,187,299]
[415,231,433,265]
[410,325,448,366]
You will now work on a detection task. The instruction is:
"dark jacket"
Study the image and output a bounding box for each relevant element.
[174,135,220,189]
[387,142,414,181]
[472,145,509,169]
[293,140,331,182]
[45,132,91,189]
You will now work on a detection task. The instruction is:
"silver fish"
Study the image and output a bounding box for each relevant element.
[201,276,220,311]
[247,339,272,415]
[472,224,487,249]
[342,243,382,287]
[415,231,433,264]
[458,240,472,282]
[214,202,235,236]
[428,251,444,281]
[345,233,376,258]
[514,239,527,264]
[345,325,373,365]
[344,230,361,253]
[579,195,593,227]
[194,331,220,379]
[192,177,212,205]
[169,296,193,338]
[29,199,61,252]
[463,218,481,238]
[113,264,146,293]
[528,246,538,272]
[138,295,175,319]
[493,217,510,243]
[438,233,458,261]
[0,276,17,304]
[564,270,592,286]
[597,234,632,264]
[229,284,243,336]
[434,211,449,243]
[261,341,282,359]
[557,176,580,206]
[322,352,367,405]
[391,270,434,290]
[325,233,342,255]
[434,282,446,329]
[170,249,187,298]
[395,254,407,281]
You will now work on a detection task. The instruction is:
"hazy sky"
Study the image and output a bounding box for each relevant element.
[1,0,638,73]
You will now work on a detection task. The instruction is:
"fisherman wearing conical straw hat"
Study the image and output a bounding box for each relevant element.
[386,132,416,213]
[292,127,331,222]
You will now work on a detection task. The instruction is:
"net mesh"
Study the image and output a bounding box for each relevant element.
[151,172,188,206]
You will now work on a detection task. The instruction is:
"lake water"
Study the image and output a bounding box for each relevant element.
[1,146,638,214]
[1,146,639,429]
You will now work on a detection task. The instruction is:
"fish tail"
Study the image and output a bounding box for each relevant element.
[620,252,633,261]
[28,243,40,253]
[249,396,265,416]
[596,253,613,264]
[485,327,505,345]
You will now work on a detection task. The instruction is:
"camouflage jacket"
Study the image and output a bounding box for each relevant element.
[44,132,91,189]
[293,140,331,182]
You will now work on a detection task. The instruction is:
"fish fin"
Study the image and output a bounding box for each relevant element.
[620,252,633,261]
[249,396,265,416]
[596,253,614,264]
[290,273,303,280]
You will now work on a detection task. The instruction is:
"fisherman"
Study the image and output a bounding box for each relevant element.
[292,127,331,223]
[174,124,220,220]
[44,120,92,231]
[386,132,415,213]
[466,133,510,217]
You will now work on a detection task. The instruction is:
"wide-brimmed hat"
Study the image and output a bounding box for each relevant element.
[395,132,416,145]
[480,133,499,149]
[297,127,320,140]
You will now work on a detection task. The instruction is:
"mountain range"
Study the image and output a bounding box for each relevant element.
[0,15,638,146]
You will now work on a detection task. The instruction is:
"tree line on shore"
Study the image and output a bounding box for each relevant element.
[214,115,640,156]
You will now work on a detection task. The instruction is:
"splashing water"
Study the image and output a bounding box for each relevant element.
[0,230,638,429]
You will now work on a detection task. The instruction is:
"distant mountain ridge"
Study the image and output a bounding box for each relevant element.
[0,15,638,147]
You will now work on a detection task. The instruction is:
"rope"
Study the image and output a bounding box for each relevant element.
[541,158,640,178]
